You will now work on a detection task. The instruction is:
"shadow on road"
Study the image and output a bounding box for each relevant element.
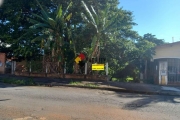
[0,82,17,88]
[0,99,11,102]
[119,93,180,110]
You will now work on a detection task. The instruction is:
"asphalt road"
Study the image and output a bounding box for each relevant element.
[0,83,180,120]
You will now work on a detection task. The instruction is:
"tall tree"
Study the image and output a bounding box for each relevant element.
[0,0,47,59]
[143,33,164,46]
[18,0,73,72]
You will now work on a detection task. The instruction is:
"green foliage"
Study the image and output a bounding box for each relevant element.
[2,77,35,86]
[23,0,73,57]
[69,80,98,88]
[81,1,123,60]
[111,63,139,81]
[0,0,165,82]
[0,0,44,59]
[63,45,75,73]
[84,83,98,88]
[111,76,133,82]
[126,76,134,82]
[69,80,82,85]
[143,33,164,46]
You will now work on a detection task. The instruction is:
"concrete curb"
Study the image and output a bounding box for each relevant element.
[41,83,180,96]
[0,76,179,96]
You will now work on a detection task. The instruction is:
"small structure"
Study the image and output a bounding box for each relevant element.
[150,41,180,85]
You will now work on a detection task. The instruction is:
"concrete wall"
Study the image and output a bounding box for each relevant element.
[14,72,110,81]
[153,42,180,59]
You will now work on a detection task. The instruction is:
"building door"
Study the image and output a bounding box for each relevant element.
[159,61,168,85]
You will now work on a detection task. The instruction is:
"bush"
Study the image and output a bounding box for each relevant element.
[111,64,139,82]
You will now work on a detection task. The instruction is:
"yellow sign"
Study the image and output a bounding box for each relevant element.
[75,57,81,63]
[92,64,104,70]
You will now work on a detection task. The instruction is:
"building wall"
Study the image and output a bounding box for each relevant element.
[153,42,180,59]
[152,42,180,85]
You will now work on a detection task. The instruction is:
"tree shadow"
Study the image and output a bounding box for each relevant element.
[118,93,180,110]
[0,99,11,101]
[96,80,180,110]
[0,82,17,88]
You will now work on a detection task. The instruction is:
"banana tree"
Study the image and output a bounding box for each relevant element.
[20,0,72,73]
[81,1,120,63]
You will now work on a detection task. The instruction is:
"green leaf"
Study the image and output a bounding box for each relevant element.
[29,23,50,29]
[64,1,73,17]
[31,13,49,24]
[27,18,39,24]
[31,35,49,43]
[48,18,56,28]
[56,5,63,20]
[65,13,72,21]
[35,0,49,19]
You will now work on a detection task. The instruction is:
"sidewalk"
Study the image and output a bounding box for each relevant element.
[0,74,180,96]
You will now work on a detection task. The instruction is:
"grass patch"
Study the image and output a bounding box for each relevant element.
[84,83,99,88]
[1,77,36,86]
[69,80,99,88]
[126,76,133,82]
[69,80,82,85]
[111,77,134,82]
[111,78,118,81]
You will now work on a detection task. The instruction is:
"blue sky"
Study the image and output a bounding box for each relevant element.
[119,0,180,43]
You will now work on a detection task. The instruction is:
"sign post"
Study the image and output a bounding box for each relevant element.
[105,62,108,75]
[85,63,87,74]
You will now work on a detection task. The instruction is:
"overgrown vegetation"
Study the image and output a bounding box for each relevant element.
[0,0,165,82]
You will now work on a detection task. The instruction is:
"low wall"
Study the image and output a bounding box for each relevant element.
[14,72,110,81]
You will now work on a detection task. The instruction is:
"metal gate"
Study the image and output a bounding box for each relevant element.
[168,58,180,83]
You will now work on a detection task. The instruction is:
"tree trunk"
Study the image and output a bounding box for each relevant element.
[52,48,55,58]
[91,41,100,60]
